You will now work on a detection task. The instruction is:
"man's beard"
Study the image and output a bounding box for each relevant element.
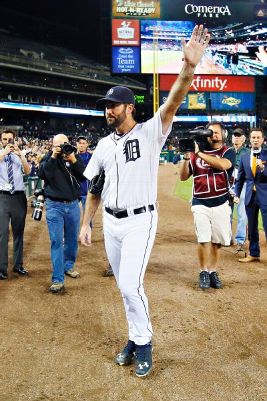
[106,109,127,129]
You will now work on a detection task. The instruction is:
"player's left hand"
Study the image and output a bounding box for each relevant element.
[181,25,210,68]
[79,225,92,246]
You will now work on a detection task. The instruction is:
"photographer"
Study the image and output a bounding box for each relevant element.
[38,134,85,293]
[180,122,235,289]
[0,129,31,280]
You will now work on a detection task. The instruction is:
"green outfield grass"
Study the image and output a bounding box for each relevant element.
[174,177,263,230]
[141,50,183,73]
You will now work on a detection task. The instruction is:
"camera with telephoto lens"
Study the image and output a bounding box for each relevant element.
[59,142,76,155]
[32,189,45,221]
[178,127,213,153]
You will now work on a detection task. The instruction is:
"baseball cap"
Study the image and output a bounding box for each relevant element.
[233,128,245,137]
[97,86,135,108]
[77,135,88,141]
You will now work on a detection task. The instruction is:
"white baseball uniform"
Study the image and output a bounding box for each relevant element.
[84,106,172,345]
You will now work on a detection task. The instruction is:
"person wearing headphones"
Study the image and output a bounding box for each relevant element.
[180,121,235,289]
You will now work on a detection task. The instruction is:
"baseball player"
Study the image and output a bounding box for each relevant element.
[80,25,210,378]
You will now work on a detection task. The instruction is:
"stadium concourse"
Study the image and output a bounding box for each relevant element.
[1,164,266,401]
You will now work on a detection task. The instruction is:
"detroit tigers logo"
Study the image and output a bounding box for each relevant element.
[124,139,140,162]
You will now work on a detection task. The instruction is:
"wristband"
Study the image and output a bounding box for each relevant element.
[183,157,190,161]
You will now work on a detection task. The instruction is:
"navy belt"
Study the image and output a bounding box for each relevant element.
[0,190,25,195]
[105,204,154,219]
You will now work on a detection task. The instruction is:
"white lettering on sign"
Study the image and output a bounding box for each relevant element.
[185,3,231,18]
[191,76,227,91]
[116,6,155,15]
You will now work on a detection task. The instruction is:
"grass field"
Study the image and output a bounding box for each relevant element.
[174,177,263,230]
[141,50,183,74]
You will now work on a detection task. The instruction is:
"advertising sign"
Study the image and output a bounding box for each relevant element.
[111,1,267,75]
[112,0,161,18]
[112,19,140,46]
[210,92,255,111]
[160,0,266,23]
[112,47,140,73]
[160,75,255,93]
[160,91,207,109]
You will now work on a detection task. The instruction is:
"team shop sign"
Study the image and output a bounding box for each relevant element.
[160,75,255,93]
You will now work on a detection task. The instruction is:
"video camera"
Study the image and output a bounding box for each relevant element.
[178,127,213,153]
[59,142,76,155]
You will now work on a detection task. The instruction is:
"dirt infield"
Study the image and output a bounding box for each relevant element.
[1,164,266,401]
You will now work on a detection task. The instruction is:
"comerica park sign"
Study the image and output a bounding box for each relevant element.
[185,4,231,18]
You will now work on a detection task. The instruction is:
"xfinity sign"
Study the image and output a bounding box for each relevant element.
[191,76,227,91]
[185,3,231,18]
[160,75,255,93]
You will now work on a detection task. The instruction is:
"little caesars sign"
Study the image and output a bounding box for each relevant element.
[185,3,231,18]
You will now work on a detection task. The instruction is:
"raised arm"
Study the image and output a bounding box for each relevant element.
[161,25,210,134]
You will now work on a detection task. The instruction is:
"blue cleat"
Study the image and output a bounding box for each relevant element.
[135,342,153,378]
[115,340,136,366]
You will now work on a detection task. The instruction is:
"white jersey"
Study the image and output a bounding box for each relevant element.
[84,107,172,210]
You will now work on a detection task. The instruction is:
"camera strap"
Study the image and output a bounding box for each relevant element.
[63,161,80,190]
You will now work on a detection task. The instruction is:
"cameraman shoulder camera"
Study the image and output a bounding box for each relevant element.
[180,122,235,182]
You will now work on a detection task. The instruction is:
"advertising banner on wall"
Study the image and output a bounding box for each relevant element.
[160,91,207,109]
[112,0,161,18]
[209,92,255,111]
[160,91,255,112]
[160,75,255,92]
[112,47,140,73]
[160,0,267,23]
[111,1,267,75]
[112,19,140,46]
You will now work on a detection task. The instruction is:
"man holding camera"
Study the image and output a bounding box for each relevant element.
[180,122,235,289]
[38,134,85,293]
[0,129,31,280]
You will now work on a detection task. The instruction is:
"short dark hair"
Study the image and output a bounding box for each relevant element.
[249,127,265,137]
[1,129,16,139]
[206,121,227,140]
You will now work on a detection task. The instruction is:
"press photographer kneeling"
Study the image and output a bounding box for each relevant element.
[38,134,85,293]
[179,122,235,289]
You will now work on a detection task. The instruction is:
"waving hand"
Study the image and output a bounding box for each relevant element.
[181,25,210,68]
